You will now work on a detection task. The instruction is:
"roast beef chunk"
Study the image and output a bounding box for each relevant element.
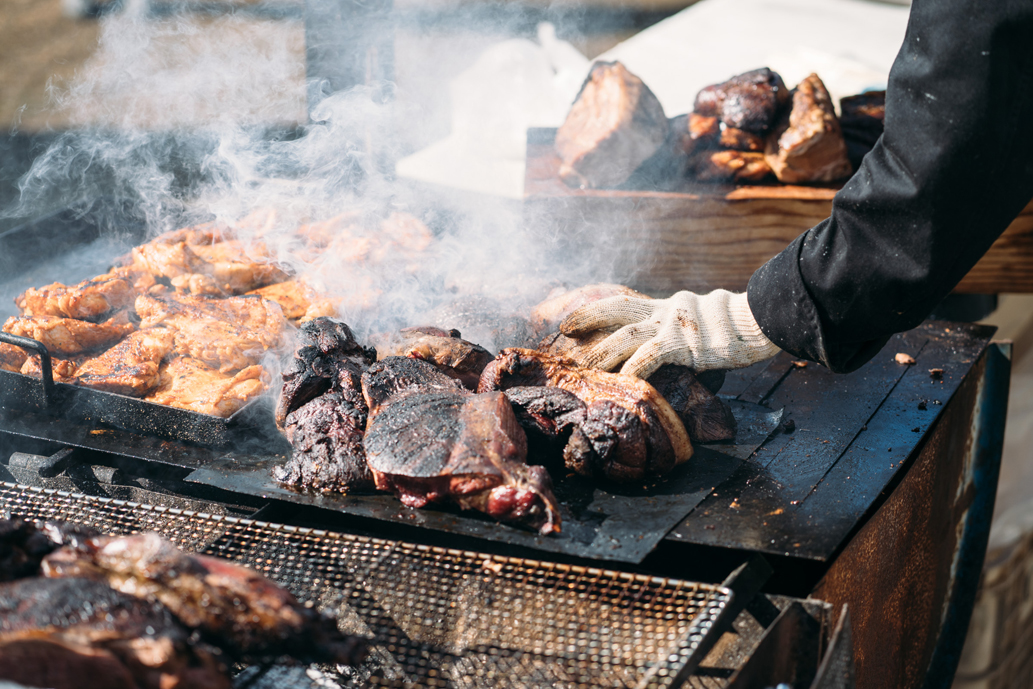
[502,386,587,459]
[0,577,230,689]
[362,358,562,534]
[478,348,692,479]
[765,73,853,183]
[555,61,670,189]
[274,390,374,493]
[564,400,649,482]
[647,365,736,443]
[839,90,886,169]
[42,532,368,665]
[275,317,375,430]
[692,150,773,183]
[369,326,493,390]
[694,68,790,134]
[0,519,59,581]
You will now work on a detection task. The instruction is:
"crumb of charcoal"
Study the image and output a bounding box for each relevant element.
[918,401,927,410]
[929,368,944,380]
[912,427,921,433]
[783,418,796,433]
[895,353,916,365]
[792,361,808,368]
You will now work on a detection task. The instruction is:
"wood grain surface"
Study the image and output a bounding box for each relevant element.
[525,134,1033,294]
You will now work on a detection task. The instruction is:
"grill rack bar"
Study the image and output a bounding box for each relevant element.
[0,481,733,689]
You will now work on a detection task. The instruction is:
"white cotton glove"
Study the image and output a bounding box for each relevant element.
[559,289,781,378]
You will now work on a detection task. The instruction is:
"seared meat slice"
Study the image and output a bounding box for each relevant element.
[564,400,650,482]
[144,357,268,417]
[275,318,377,494]
[0,342,28,372]
[135,292,285,373]
[42,531,368,665]
[647,365,736,443]
[369,326,493,390]
[555,61,670,189]
[247,279,337,322]
[0,577,230,689]
[694,67,790,134]
[765,73,853,183]
[275,391,374,492]
[502,386,586,458]
[692,150,773,183]
[3,314,135,356]
[73,328,175,397]
[275,317,376,430]
[478,349,693,479]
[0,519,59,581]
[16,272,136,321]
[362,357,561,534]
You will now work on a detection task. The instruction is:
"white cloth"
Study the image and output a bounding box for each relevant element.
[560,290,781,378]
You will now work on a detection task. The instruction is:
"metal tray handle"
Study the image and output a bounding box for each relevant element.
[0,331,55,407]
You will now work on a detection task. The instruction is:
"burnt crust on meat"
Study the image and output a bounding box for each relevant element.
[765,73,853,184]
[647,364,736,443]
[694,67,790,134]
[369,326,493,390]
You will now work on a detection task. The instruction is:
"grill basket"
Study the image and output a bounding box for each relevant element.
[0,482,732,689]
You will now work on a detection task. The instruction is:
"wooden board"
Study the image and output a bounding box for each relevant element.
[524,129,1033,294]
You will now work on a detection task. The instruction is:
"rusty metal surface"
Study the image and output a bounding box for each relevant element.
[811,606,856,689]
[808,343,1009,689]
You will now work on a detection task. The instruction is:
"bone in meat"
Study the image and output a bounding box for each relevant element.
[765,73,853,183]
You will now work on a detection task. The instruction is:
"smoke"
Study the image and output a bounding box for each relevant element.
[6,5,615,351]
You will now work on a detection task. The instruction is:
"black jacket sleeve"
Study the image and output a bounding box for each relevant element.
[746,0,1033,373]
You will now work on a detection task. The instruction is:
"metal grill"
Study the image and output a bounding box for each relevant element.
[0,482,731,689]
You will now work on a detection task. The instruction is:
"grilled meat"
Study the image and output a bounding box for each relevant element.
[0,576,230,689]
[564,399,651,482]
[765,73,853,183]
[247,279,338,322]
[0,519,59,582]
[719,123,766,152]
[185,239,290,294]
[692,149,773,183]
[502,386,586,461]
[362,357,562,534]
[647,365,736,443]
[0,342,28,372]
[20,353,84,382]
[3,314,135,356]
[73,328,175,397]
[478,349,693,478]
[16,272,136,321]
[694,67,790,134]
[556,61,670,189]
[429,295,537,353]
[274,318,377,493]
[135,292,285,373]
[144,357,268,417]
[131,240,209,280]
[369,326,493,390]
[41,531,368,665]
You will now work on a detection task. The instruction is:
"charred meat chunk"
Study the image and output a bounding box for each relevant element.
[370,326,494,390]
[0,519,60,581]
[503,386,587,459]
[555,61,670,189]
[362,357,562,534]
[478,348,693,480]
[41,531,368,665]
[765,73,853,184]
[564,400,649,482]
[694,68,790,134]
[0,576,230,689]
[647,365,736,443]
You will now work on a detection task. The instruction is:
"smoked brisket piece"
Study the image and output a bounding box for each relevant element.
[647,365,736,443]
[0,576,230,689]
[502,386,587,460]
[765,73,853,183]
[274,317,377,494]
[564,400,649,482]
[370,326,493,390]
[694,68,790,134]
[362,357,562,534]
[478,348,693,479]
[555,61,670,189]
[42,531,368,665]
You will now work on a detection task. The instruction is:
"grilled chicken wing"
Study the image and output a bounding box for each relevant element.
[16,272,136,321]
[145,357,268,417]
[20,354,84,382]
[0,343,28,373]
[3,315,135,356]
[73,328,175,396]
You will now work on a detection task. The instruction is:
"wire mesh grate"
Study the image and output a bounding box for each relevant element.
[0,482,731,689]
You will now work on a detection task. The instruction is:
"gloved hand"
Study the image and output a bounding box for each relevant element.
[559,289,781,378]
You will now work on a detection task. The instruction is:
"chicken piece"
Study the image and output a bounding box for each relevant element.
[478,348,693,477]
[145,358,268,417]
[362,357,561,534]
[135,293,286,373]
[247,279,338,322]
[108,264,158,293]
[369,326,493,390]
[0,342,28,373]
[20,353,83,382]
[765,73,853,183]
[694,67,791,134]
[3,315,135,356]
[693,150,773,183]
[0,577,231,689]
[131,240,209,280]
[73,328,175,397]
[16,272,136,321]
[186,239,290,293]
[42,531,368,665]
[147,220,236,247]
[556,61,670,189]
